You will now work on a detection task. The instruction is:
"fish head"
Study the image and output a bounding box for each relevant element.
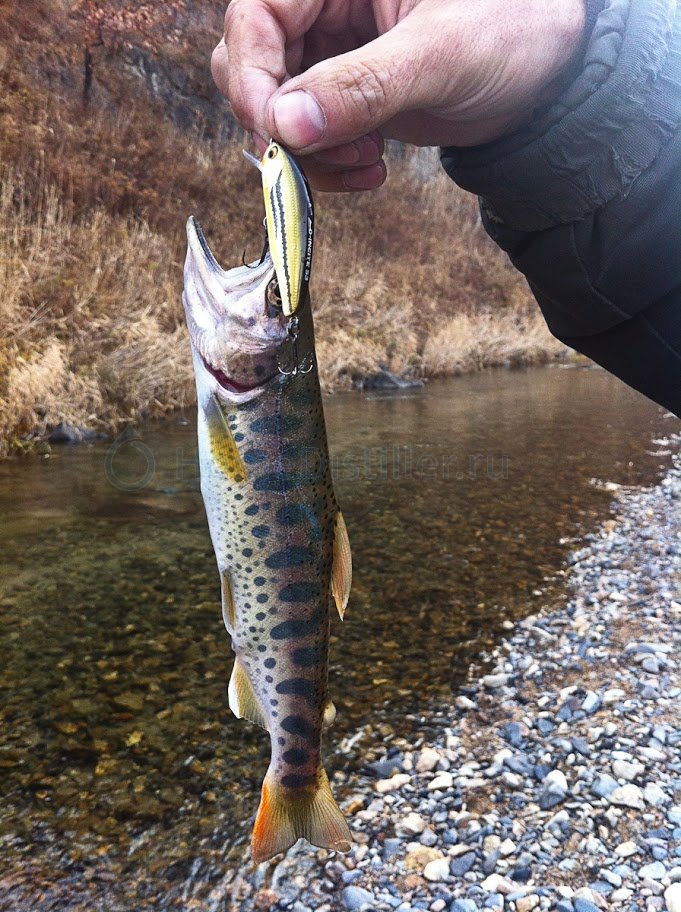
[183,216,289,403]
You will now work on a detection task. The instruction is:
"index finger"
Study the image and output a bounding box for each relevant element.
[215,0,322,136]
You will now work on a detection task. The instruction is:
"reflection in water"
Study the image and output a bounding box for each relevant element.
[0,367,673,910]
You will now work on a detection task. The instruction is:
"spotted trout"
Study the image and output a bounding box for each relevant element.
[182,142,352,863]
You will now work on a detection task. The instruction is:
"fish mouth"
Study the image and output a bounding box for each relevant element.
[184,217,286,398]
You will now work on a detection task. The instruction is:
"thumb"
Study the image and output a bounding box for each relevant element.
[264,22,429,153]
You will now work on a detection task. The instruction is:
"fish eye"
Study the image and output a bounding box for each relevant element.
[267,145,278,159]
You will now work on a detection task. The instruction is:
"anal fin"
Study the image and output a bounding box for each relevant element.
[331,511,352,620]
[228,658,267,729]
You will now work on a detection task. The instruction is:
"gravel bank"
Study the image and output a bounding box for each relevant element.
[229,437,680,912]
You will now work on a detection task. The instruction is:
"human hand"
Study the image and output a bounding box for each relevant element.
[212,0,585,192]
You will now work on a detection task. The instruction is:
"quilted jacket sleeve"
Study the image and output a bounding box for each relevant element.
[441,0,681,416]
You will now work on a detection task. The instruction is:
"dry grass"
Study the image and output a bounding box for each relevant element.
[0,174,194,454]
[0,1,566,454]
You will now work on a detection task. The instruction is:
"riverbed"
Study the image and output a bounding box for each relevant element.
[0,366,675,911]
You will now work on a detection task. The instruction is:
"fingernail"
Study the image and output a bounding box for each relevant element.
[272,90,326,149]
[342,162,386,191]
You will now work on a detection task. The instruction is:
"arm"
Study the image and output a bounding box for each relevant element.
[442,0,681,415]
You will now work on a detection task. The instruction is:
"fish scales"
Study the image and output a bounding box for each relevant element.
[206,359,335,790]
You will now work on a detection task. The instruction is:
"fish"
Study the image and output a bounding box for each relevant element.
[182,146,352,864]
[243,141,314,317]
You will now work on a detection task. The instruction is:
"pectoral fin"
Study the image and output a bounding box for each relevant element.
[205,393,247,482]
[331,511,352,620]
[228,658,267,729]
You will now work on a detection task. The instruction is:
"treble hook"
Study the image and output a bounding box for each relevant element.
[278,316,313,377]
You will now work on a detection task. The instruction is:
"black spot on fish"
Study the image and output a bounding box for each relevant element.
[276,504,316,527]
[250,415,298,435]
[258,644,266,653]
[264,658,276,669]
[281,773,316,789]
[253,472,295,492]
[233,432,244,442]
[292,647,317,668]
[282,748,308,766]
[242,548,253,557]
[243,449,267,465]
[255,612,266,621]
[265,675,273,683]
[245,504,259,516]
[264,547,314,569]
[276,678,316,704]
[252,525,270,539]
[256,593,268,604]
[281,715,316,743]
[271,611,321,640]
[254,577,266,587]
[279,582,319,603]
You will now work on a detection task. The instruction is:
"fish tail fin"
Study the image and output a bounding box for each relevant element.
[251,766,352,863]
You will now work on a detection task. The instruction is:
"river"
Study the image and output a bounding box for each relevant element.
[0,366,674,910]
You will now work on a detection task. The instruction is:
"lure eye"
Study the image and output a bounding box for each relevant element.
[267,145,278,159]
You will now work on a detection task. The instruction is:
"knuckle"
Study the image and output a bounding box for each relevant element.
[344,63,390,122]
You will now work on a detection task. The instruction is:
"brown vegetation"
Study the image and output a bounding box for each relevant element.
[0,0,563,454]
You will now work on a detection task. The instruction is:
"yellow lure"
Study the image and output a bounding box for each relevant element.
[244,141,314,316]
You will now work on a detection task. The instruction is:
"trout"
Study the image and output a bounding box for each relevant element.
[182,143,352,863]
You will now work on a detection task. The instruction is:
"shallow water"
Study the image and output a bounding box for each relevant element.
[0,366,674,910]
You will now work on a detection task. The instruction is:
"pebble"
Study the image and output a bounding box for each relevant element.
[449,852,475,877]
[640,861,668,881]
[590,774,618,798]
[608,784,645,809]
[427,772,453,791]
[341,886,375,911]
[375,773,411,793]
[573,900,600,912]
[516,896,540,912]
[665,883,681,912]
[396,812,426,836]
[423,858,450,882]
[416,748,441,773]
[612,759,644,781]
[614,841,639,857]
[451,902,478,912]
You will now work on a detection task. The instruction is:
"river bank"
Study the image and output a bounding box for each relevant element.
[229,436,681,912]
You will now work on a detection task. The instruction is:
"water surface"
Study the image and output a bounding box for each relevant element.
[0,367,674,910]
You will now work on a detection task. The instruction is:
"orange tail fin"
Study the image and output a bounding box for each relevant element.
[251,767,352,863]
